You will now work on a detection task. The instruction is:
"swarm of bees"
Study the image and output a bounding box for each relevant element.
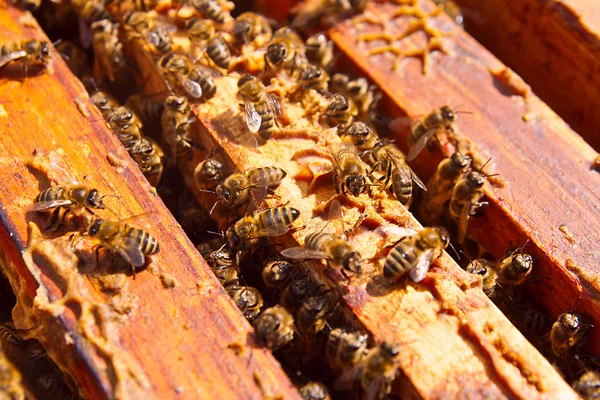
[2,0,595,398]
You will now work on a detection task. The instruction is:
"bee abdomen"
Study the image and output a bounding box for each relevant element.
[258,207,300,228]
[305,232,334,251]
[248,167,287,187]
[127,227,159,255]
[207,37,230,69]
[200,0,225,23]
[384,242,415,278]
[391,170,412,205]
[35,186,64,203]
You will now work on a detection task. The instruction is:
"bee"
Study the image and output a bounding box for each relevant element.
[280,277,316,313]
[264,27,307,75]
[298,382,331,400]
[125,94,165,128]
[191,0,232,23]
[91,90,120,119]
[106,106,144,151]
[55,40,93,86]
[465,259,498,297]
[326,328,368,372]
[158,53,212,99]
[493,246,534,285]
[186,18,216,45]
[305,33,334,70]
[376,225,450,282]
[161,95,196,163]
[359,342,401,400]
[0,322,26,350]
[405,105,460,161]
[330,142,370,197]
[330,73,380,118]
[337,121,378,152]
[193,149,224,189]
[123,11,172,55]
[572,370,600,399]
[433,0,464,27]
[367,139,425,206]
[446,169,488,244]
[87,216,160,270]
[232,12,272,46]
[237,74,282,140]
[262,256,296,289]
[282,200,362,276]
[74,0,112,48]
[226,206,301,252]
[0,40,50,77]
[290,0,366,33]
[296,291,334,339]
[227,285,263,320]
[550,313,589,359]
[129,137,165,186]
[323,93,354,129]
[215,166,287,211]
[91,19,125,84]
[299,64,329,92]
[32,185,109,229]
[208,245,240,287]
[253,306,295,351]
[11,0,41,11]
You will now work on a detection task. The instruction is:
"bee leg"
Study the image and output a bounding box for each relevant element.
[340,268,351,282]
[94,245,105,269]
[47,207,61,230]
[20,60,27,81]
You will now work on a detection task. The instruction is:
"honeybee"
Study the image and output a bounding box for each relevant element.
[0,322,26,350]
[376,225,450,282]
[330,142,370,197]
[125,94,165,128]
[323,93,354,129]
[215,165,287,211]
[253,306,295,351]
[262,256,296,289]
[32,185,109,229]
[446,169,488,244]
[55,41,93,85]
[572,370,600,399]
[129,137,165,186]
[87,216,160,270]
[123,11,172,55]
[282,200,362,276]
[469,245,533,287]
[465,259,498,297]
[264,28,307,75]
[186,18,215,59]
[0,40,50,77]
[207,245,239,286]
[299,64,329,92]
[191,0,232,23]
[106,106,144,151]
[237,74,282,140]
[11,0,41,11]
[280,277,316,313]
[193,149,224,189]
[74,0,112,47]
[326,328,368,372]
[403,105,461,161]
[161,95,196,163]
[550,313,589,359]
[232,12,272,46]
[305,33,334,70]
[226,206,301,252]
[337,121,378,152]
[367,139,425,206]
[433,0,464,27]
[158,53,212,99]
[227,285,263,320]
[330,73,380,117]
[91,19,125,84]
[290,0,366,33]
[296,291,334,339]
[298,382,331,400]
[91,90,120,119]
[358,342,401,400]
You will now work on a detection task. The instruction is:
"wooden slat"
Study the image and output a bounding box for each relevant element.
[127,10,578,399]
[0,6,300,400]
[455,0,600,151]
[327,0,600,354]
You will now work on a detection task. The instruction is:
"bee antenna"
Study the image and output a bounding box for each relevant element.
[197,189,216,194]
[478,158,492,173]
[447,242,460,260]
[52,39,63,47]
[209,200,220,215]
[207,230,224,238]
[459,249,472,262]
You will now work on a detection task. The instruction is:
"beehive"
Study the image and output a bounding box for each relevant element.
[0,0,598,399]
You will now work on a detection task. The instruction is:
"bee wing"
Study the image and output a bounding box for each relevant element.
[30,199,74,211]
[327,199,345,238]
[388,115,413,132]
[116,238,146,268]
[244,99,261,133]
[363,376,387,400]
[266,93,283,118]
[457,195,473,244]
[387,150,427,191]
[256,223,291,237]
[406,127,439,161]
[281,247,328,260]
[334,363,363,391]
[117,212,163,229]
[176,72,203,98]
[409,248,434,282]
[0,50,27,69]
[374,225,418,241]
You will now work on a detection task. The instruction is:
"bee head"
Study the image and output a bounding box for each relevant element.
[343,251,362,275]
[467,171,485,189]
[237,74,256,89]
[215,185,233,206]
[466,261,487,276]
[225,226,240,249]
[166,95,187,111]
[233,20,250,43]
[346,175,366,196]
[88,219,103,237]
[451,152,471,169]
[40,41,50,60]
[266,43,287,65]
[380,342,401,358]
[440,105,456,122]
[511,253,533,276]
[434,227,450,249]
[87,189,105,209]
